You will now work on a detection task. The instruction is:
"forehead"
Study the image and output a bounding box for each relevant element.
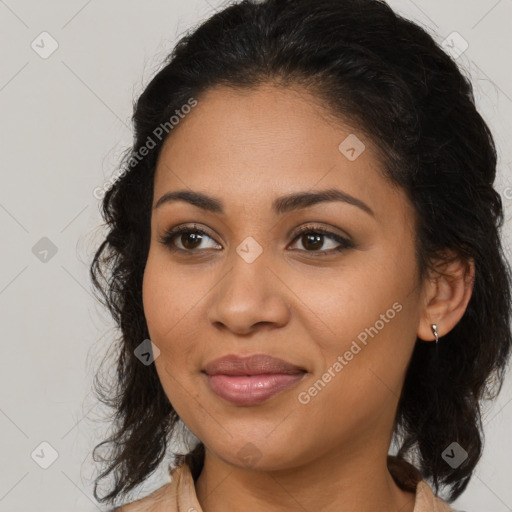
[153,84,411,225]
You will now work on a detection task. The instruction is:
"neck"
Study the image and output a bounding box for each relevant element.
[195,444,416,512]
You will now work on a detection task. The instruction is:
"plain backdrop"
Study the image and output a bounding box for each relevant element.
[0,0,511,510]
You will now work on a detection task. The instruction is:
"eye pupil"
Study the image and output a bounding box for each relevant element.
[182,232,203,250]
[303,233,323,251]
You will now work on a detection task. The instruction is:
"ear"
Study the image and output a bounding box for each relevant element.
[417,253,475,342]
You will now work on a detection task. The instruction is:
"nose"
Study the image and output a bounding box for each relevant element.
[206,247,291,336]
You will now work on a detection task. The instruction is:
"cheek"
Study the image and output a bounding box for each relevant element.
[142,252,195,342]
[293,304,417,451]
[287,256,410,353]
[142,261,198,419]
[142,253,165,334]
[142,253,204,388]
[290,252,419,409]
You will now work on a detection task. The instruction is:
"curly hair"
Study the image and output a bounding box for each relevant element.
[89,0,512,506]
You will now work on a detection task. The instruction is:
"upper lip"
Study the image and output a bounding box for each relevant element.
[203,354,306,376]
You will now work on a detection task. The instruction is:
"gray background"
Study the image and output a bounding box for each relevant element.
[0,0,511,510]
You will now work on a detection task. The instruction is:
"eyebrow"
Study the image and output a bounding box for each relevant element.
[154,188,374,217]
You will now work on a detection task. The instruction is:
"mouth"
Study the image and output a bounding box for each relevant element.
[202,353,307,406]
[203,372,307,405]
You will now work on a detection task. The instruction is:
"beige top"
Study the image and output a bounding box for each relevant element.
[116,456,454,511]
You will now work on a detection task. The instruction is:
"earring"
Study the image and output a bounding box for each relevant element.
[431,323,439,343]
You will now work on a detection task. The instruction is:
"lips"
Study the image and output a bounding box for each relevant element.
[203,353,306,376]
[202,354,307,406]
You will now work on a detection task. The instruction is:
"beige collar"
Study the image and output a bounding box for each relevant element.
[117,457,454,511]
[168,458,453,512]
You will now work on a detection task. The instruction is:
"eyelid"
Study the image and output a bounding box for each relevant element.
[291,222,352,242]
[158,223,220,248]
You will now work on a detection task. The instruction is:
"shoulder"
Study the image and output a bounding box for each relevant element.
[387,456,454,512]
[415,480,454,511]
[113,462,195,512]
[112,481,176,512]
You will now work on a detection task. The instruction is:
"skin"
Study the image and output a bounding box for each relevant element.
[140,83,474,512]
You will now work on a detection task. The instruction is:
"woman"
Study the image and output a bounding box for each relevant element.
[90,0,512,510]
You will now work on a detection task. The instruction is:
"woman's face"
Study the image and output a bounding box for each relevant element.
[143,83,428,471]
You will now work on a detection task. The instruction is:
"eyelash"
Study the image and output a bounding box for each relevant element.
[158,223,354,257]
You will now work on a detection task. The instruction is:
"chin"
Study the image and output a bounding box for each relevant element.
[204,434,304,472]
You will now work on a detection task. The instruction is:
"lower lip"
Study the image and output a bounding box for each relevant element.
[205,372,306,405]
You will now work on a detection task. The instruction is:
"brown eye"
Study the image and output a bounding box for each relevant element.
[179,231,204,250]
[300,232,324,251]
[158,225,221,252]
[289,226,354,256]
